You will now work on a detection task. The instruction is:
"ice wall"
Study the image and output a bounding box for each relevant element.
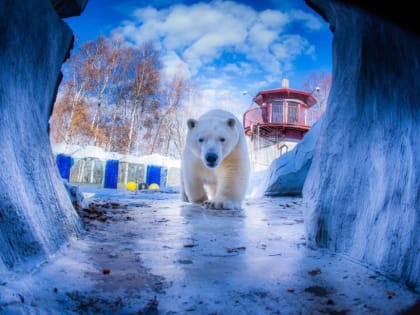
[0,0,86,274]
[304,0,420,290]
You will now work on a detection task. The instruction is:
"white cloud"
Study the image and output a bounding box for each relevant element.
[222,62,254,74]
[133,6,160,21]
[197,87,248,119]
[161,50,191,79]
[245,34,314,76]
[272,35,312,60]
[248,22,278,50]
[259,9,289,29]
[289,9,323,30]
[111,1,326,113]
[223,63,241,73]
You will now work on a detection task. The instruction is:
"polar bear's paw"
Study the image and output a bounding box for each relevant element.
[202,200,242,210]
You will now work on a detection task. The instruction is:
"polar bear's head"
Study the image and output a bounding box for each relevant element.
[186,116,240,169]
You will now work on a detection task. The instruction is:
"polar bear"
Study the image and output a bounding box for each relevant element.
[180,109,250,210]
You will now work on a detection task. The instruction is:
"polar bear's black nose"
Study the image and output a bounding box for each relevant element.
[205,153,218,166]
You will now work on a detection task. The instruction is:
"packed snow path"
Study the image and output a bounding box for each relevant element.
[1,187,419,314]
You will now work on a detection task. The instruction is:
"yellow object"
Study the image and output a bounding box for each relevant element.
[126,181,137,190]
[148,183,159,190]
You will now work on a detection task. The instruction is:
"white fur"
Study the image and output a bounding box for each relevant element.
[180,109,250,210]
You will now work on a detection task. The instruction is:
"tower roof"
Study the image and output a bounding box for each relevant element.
[253,88,317,107]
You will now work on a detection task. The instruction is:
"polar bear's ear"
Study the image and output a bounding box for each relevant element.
[227,118,236,128]
[187,119,197,130]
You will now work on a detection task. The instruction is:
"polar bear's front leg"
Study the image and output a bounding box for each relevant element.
[202,164,248,210]
[180,170,189,202]
[184,176,208,204]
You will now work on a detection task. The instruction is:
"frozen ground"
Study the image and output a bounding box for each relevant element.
[1,187,419,315]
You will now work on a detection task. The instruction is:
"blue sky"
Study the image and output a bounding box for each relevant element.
[64,0,332,115]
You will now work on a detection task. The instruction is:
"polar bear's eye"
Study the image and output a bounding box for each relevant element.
[220,137,226,142]
[198,138,204,143]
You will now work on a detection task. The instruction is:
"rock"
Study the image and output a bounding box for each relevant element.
[304,0,420,290]
[0,0,86,274]
[265,117,322,196]
[49,0,87,18]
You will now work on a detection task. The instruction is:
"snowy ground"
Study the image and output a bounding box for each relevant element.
[1,187,419,315]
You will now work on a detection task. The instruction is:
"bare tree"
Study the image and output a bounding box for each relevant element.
[50,51,92,145]
[151,72,188,155]
[303,71,332,112]
[50,85,95,145]
[122,42,160,155]
[151,76,201,159]
[51,37,120,147]
[51,37,162,156]
[80,36,121,146]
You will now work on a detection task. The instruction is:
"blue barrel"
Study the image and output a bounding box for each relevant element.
[56,153,72,180]
[104,160,119,189]
[146,165,161,186]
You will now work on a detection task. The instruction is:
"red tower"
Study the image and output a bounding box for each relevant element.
[243,79,320,142]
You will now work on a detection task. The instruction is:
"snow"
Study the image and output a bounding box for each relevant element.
[0,187,419,314]
[52,143,181,169]
[246,168,270,199]
[120,153,181,169]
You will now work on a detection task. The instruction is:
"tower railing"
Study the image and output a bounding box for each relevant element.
[243,102,321,135]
